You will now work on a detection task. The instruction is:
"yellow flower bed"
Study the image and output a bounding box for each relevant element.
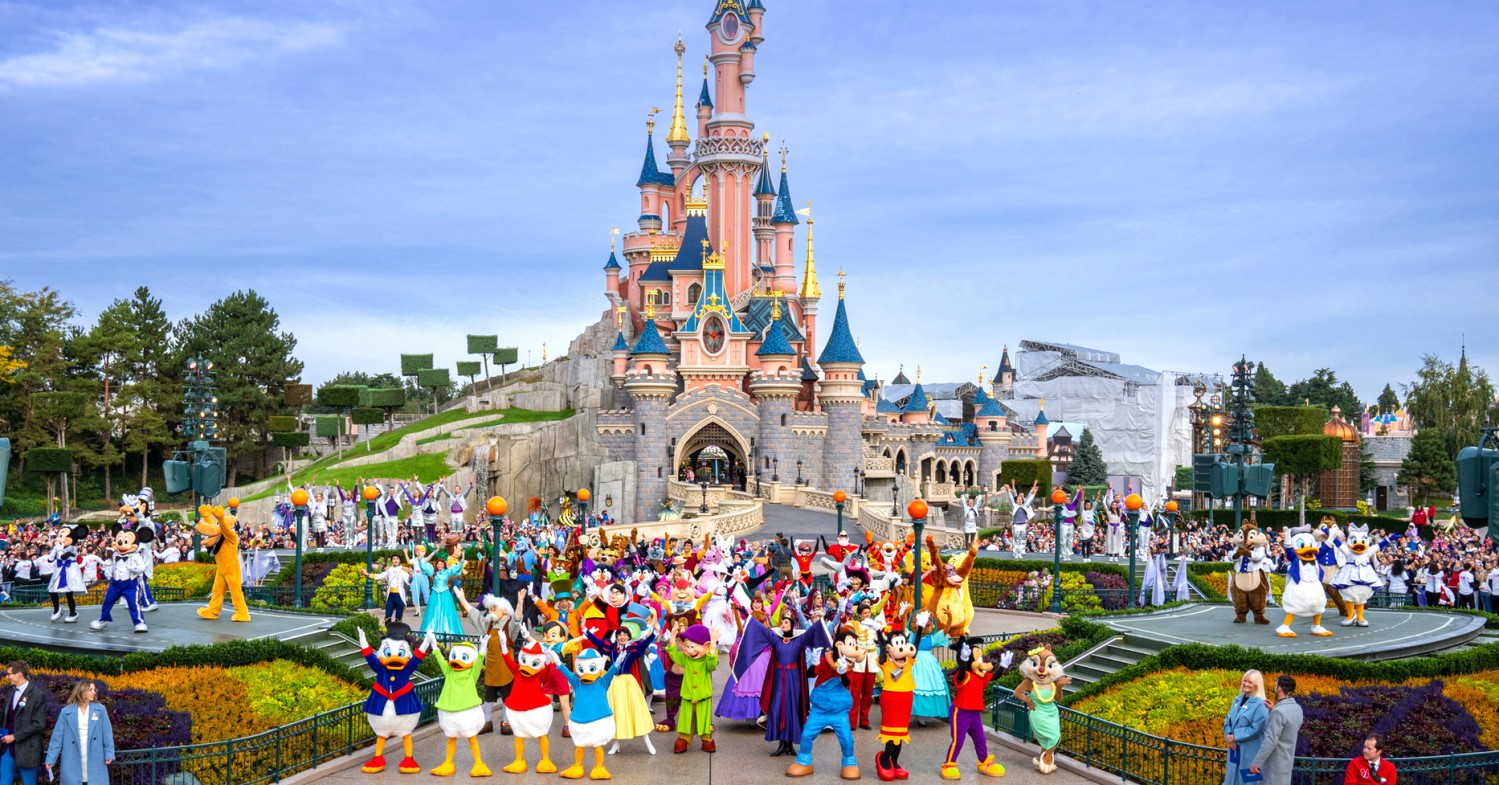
[150,562,219,598]
[1196,570,1288,602]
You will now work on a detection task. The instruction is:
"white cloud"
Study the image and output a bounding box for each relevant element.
[0,16,341,88]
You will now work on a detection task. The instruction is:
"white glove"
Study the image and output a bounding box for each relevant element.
[356,628,368,650]
[635,582,651,598]
[420,630,437,654]
[860,617,884,634]
[915,610,931,629]
[999,651,1014,669]
[835,659,850,675]
[898,601,911,617]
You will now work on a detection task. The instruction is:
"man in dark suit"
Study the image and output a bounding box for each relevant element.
[1,660,49,785]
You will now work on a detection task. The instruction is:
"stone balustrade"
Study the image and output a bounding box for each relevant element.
[618,501,764,542]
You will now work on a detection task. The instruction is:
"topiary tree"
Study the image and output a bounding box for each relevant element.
[999,459,1053,502]
[416,368,451,416]
[283,384,313,408]
[493,347,519,379]
[456,361,482,395]
[25,447,74,518]
[1262,434,1343,522]
[1069,428,1109,486]
[351,407,384,452]
[316,385,362,458]
[1254,405,1326,439]
[368,387,407,431]
[467,335,498,392]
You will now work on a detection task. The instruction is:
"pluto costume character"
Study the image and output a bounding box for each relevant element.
[1278,526,1333,638]
[1229,522,1271,624]
[358,624,431,774]
[1013,645,1071,774]
[195,504,251,622]
[428,632,491,777]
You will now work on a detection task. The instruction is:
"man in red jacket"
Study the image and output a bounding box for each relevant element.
[1344,734,1396,784]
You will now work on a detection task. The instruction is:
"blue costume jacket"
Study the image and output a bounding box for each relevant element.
[361,646,427,716]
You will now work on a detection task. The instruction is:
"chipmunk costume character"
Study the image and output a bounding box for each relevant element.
[1013,645,1071,775]
[1278,526,1333,638]
[195,504,251,622]
[924,536,978,637]
[428,632,490,777]
[1229,522,1271,625]
[357,624,431,774]
[1332,524,1381,628]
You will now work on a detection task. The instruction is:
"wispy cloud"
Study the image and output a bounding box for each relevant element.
[0,16,340,88]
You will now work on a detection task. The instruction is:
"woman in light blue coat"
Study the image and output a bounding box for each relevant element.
[45,680,114,785]
[1221,669,1268,785]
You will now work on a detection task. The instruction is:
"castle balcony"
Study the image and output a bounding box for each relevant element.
[863,455,895,479]
[921,481,957,504]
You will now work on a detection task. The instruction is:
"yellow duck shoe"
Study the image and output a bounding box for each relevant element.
[939,763,961,780]
[501,760,527,774]
[589,766,612,780]
[469,762,492,778]
[536,759,558,774]
[430,763,455,777]
[559,765,585,780]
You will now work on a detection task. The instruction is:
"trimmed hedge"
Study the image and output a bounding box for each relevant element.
[467,335,498,354]
[268,415,298,433]
[314,415,341,438]
[351,407,385,426]
[1191,508,1424,536]
[1262,433,1343,477]
[272,431,311,449]
[400,354,434,377]
[26,447,74,473]
[493,348,519,365]
[317,384,362,408]
[1255,405,1327,438]
[456,361,482,377]
[283,384,313,407]
[998,459,1053,500]
[368,387,406,408]
[417,368,450,388]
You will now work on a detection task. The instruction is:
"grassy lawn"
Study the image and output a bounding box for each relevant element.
[245,454,454,501]
[416,433,454,445]
[458,408,575,431]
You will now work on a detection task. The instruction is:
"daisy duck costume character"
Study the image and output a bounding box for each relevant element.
[1331,523,1381,627]
[357,623,431,774]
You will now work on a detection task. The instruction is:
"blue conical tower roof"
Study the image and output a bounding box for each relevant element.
[902,383,930,413]
[771,170,798,225]
[697,78,713,109]
[631,318,669,356]
[755,312,796,357]
[603,251,621,271]
[636,132,673,188]
[754,156,777,197]
[1034,407,1049,426]
[816,297,864,365]
[612,331,629,352]
[977,397,1006,417]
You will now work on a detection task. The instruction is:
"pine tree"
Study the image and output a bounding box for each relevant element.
[1252,362,1289,407]
[122,286,177,489]
[175,290,303,486]
[1377,384,1401,413]
[1069,427,1109,486]
[1398,427,1457,504]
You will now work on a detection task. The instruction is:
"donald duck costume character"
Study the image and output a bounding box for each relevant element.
[557,648,618,780]
[1278,526,1334,638]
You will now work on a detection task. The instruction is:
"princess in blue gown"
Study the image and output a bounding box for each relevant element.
[910,619,951,722]
[418,554,466,636]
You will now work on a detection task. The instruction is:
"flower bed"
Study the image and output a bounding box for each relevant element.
[311,563,368,611]
[1070,666,1499,759]
[1083,571,1129,610]
[150,562,218,599]
[1195,570,1289,603]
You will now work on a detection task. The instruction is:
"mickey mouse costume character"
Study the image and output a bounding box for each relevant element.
[89,522,154,633]
[47,525,90,623]
[357,623,431,774]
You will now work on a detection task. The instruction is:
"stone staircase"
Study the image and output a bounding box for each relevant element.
[1063,633,1170,693]
[306,630,435,682]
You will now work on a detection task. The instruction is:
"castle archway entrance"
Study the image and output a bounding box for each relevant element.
[675,419,751,491]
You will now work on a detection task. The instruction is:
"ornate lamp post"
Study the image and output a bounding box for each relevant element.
[699,480,710,514]
[833,490,847,536]
[1049,488,1068,613]
[1125,493,1144,608]
[577,488,591,528]
[772,457,779,483]
[361,485,379,608]
[795,460,804,486]
[486,496,508,599]
[290,488,309,608]
[908,499,929,626]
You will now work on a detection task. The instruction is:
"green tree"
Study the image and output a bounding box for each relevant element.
[121,286,177,489]
[72,300,140,501]
[0,281,76,467]
[1358,438,1377,497]
[1376,384,1401,414]
[1068,427,1108,486]
[1398,426,1457,505]
[174,290,303,486]
[1287,368,1362,418]
[1262,434,1342,521]
[1252,362,1289,407]
[1402,352,1496,460]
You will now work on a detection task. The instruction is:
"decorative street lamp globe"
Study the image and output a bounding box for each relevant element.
[1124,493,1144,608]
[486,496,508,597]
[833,490,847,535]
[1050,488,1068,505]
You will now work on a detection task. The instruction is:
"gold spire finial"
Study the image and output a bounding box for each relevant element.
[610,227,619,251]
[703,56,709,78]
[616,304,626,330]
[917,365,922,384]
[980,365,987,386]
[668,37,690,145]
[798,199,820,299]
[646,290,658,320]
[647,106,660,136]
[771,290,782,320]
[779,142,788,172]
[542,343,547,364]
[837,268,845,300]
[1039,397,1046,410]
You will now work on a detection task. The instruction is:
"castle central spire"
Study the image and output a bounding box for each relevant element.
[667,36,691,146]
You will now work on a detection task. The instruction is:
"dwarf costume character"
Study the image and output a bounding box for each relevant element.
[357,624,430,774]
[429,634,490,777]
[667,623,718,753]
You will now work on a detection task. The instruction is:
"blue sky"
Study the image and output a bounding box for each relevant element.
[2,0,1495,401]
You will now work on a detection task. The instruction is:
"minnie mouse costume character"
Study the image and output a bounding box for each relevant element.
[89,522,154,633]
[47,524,90,623]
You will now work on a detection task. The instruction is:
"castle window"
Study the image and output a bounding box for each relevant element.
[640,423,646,435]
[687,282,702,305]
[781,414,788,427]
[657,467,662,478]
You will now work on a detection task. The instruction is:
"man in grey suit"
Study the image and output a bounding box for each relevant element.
[1250,674,1304,784]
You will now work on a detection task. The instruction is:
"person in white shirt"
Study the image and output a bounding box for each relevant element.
[961,495,982,548]
[361,556,411,625]
[1458,562,1476,609]
[79,551,104,585]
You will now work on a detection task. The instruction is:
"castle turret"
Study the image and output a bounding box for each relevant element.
[636,120,672,234]
[1033,399,1050,458]
[602,242,622,300]
[610,305,630,407]
[771,153,798,292]
[816,277,866,490]
[626,299,675,522]
[753,138,777,289]
[666,37,691,176]
[901,379,931,426]
[975,392,1011,490]
[993,345,1015,395]
[696,59,713,139]
[751,294,799,489]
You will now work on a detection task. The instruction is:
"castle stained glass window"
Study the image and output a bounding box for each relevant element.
[703,316,725,354]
